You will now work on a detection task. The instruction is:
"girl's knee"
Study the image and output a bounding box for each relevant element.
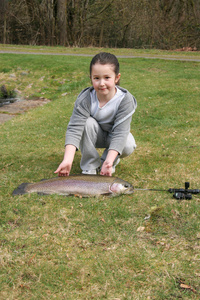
[85,117,98,130]
[83,117,101,140]
[122,144,136,157]
[121,135,136,158]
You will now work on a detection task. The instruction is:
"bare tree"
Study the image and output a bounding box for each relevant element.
[0,0,199,49]
[57,0,67,46]
[0,0,8,44]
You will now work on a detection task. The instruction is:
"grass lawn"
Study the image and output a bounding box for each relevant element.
[0,46,200,299]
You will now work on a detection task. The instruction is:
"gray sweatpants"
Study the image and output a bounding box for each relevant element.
[80,117,136,171]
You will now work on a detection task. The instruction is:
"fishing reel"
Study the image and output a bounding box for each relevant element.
[135,182,199,201]
[168,182,200,200]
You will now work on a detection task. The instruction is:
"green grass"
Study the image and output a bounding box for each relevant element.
[0,49,200,299]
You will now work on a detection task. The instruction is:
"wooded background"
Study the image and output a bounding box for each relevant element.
[0,0,200,50]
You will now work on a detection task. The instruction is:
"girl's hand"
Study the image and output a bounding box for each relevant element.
[54,161,72,176]
[100,161,113,176]
[54,144,76,177]
[100,149,119,176]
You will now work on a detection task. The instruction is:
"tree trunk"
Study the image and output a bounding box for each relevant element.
[3,15,7,44]
[99,22,104,47]
[0,0,7,44]
[57,0,67,46]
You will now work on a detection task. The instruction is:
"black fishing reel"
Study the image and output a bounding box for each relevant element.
[168,182,200,200]
[135,181,199,201]
[173,191,192,200]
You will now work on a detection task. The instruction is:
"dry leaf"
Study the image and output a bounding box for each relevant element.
[180,283,191,289]
[137,226,145,232]
[180,283,197,293]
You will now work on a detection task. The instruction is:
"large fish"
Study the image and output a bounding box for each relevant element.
[12,175,134,197]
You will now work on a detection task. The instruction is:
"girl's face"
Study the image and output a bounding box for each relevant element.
[91,63,121,102]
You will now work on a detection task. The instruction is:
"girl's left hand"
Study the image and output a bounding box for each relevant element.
[100,161,113,176]
[100,149,119,176]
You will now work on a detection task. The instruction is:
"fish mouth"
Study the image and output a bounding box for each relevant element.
[125,187,134,194]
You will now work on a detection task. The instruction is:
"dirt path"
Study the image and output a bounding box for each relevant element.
[1,50,200,62]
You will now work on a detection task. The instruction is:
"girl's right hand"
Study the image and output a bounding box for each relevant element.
[54,144,76,176]
[54,160,72,176]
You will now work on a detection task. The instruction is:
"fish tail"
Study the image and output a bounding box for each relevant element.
[12,183,29,196]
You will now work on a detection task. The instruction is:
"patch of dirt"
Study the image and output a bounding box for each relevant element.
[0,98,50,124]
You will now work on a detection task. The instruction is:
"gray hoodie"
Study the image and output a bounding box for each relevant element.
[65,86,137,155]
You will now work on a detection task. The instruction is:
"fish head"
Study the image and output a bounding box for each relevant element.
[110,180,134,195]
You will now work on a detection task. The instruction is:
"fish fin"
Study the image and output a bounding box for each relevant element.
[101,192,112,196]
[12,183,29,196]
[37,192,50,195]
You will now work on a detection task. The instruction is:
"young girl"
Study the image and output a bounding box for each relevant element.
[55,52,137,177]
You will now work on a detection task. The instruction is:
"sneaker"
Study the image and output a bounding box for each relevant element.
[82,169,97,175]
[112,158,120,174]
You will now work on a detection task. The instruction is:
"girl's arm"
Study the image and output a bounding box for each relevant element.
[100,149,119,176]
[54,144,76,176]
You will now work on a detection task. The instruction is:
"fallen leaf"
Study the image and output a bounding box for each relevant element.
[180,283,191,289]
[180,283,197,293]
[137,226,145,232]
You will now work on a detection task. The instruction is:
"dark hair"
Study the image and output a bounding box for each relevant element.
[90,52,120,77]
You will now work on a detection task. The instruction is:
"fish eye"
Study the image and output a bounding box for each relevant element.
[124,184,130,188]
